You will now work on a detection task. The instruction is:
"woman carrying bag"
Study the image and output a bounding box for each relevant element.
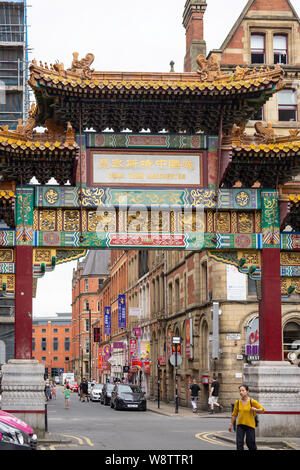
[229,384,265,450]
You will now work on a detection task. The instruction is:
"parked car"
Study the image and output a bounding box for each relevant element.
[90,384,104,402]
[110,384,147,411]
[0,411,38,450]
[54,376,60,385]
[100,383,114,405]
[68,381,79,393]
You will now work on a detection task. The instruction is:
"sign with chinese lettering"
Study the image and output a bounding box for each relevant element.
[140,341,150,361]
[186,318,193,359]
[104,307,111,335]
[132,327,142,337]
[118,295,126,329]
[92,153,201,186]
[130,339,138,361]
[93,327,100,343]
[103,344,111,370]
[97,350,103,370]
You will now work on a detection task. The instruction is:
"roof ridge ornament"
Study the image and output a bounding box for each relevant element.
[68,52,95,79]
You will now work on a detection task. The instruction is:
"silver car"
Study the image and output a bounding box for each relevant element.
[90,383,104,402]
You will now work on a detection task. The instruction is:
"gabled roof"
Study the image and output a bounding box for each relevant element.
[82,249,111,277]
[213,0,300,54]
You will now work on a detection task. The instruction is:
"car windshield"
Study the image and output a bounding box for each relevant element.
[118,385,142,394]
[93,384,103,390]
[106,384,114,391]
[69,382,77,386]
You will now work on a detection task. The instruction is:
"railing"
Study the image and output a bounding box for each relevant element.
[0,25,25,43]
[0,59,24,86]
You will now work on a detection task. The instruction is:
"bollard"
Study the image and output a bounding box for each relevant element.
[45,403,48,433]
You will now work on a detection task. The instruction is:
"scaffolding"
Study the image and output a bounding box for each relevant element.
[0,0,29,128]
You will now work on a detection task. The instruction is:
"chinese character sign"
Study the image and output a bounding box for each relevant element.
[104,307,111,335]
[118,295,126,329]
[93,327,100,343]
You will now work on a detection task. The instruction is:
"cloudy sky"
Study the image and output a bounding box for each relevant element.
[30,0,300,317]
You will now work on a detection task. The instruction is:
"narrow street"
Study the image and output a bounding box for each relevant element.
[40,386,233,451]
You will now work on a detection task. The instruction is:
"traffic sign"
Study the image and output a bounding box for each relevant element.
[170,353,183,367]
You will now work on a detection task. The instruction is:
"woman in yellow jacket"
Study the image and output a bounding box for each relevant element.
[229,384,265,450]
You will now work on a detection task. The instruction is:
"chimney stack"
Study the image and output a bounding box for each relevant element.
[183,0,207,72]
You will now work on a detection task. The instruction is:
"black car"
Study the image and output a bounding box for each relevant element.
[0,421,33,450]
[100,383,115,405]
[110,384,147,411]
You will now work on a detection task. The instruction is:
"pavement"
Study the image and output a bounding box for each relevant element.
[146,400,300,450]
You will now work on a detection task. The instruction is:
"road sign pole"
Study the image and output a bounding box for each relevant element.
[157,360,160,409]
[175,344,178,414]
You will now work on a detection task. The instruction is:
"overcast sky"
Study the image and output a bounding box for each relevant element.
[31,0,300,317]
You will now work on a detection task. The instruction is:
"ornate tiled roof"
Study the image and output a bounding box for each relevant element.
[0,108,78,184]
[28,53,284,134]
[221,124,300,188]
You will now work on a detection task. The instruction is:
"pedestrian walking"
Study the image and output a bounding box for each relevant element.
[80,377,89,402]
[208,375,222,413]
[229,384,265,451]
[188,378,200,413]
[64,384,71,409]
[44,380,51,401]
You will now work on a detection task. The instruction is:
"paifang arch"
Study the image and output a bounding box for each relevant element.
[1,54,300,361]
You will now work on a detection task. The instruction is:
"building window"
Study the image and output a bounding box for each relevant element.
[53,357,58,361]
[98,278,104,289]
[85,279,89,292]
[251,34,265,64]
[248,278,257,296]
[41,338,47,351]
[175,278,180,312]
[32,338,35,352]
[42,329,46,333]
[278,89,297,122]
[168,283,173,315]
[274,35,287,65]
[200,262,208,302]
[65,328,69,333]
[53,337,58,351]
[53,328,58,333]
[65,337,70,352]
[85,319,90,332]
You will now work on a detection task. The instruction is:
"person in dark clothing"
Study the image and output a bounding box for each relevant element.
[189,378,201,413]
[80,378,89,402]
[209,375,223,414]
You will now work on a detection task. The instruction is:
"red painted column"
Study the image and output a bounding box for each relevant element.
[15,246,33,359]
[259,248,282,361]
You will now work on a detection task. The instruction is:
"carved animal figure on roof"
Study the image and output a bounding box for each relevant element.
[69,52,95,79]
[254,121,276,141]
[196,54,221,81]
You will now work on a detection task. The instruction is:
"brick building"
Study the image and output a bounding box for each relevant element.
[32,313,72,378]
[71,250,110,381]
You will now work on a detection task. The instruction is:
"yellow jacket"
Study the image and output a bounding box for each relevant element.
[232,398,265,429]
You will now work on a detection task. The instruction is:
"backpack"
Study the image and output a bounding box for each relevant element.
[236,399,259,427]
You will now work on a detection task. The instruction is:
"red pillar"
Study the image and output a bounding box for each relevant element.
[259,248,282,361]
[15,246,33,359]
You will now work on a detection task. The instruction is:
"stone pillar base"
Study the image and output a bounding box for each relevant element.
[244,361,300,437]
[1,359,46,436]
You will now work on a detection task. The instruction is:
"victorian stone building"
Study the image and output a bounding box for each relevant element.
[147,0,300,409]
[72,0,300,410]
